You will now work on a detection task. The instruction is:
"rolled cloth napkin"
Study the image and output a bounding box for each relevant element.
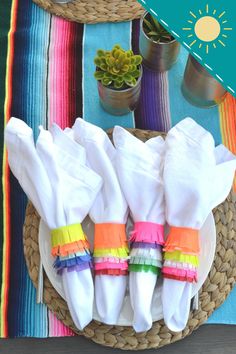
[5,117,103,330]
[162,117,236,332]
[73,118,129,324]
[113,126,165,332]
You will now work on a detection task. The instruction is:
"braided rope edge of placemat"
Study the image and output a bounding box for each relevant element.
[32,0,144,24]
[23,128,236,350]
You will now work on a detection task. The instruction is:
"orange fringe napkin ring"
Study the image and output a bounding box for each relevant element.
[162,227,200,282]
[93,223,129,276]
[51,223,93,275]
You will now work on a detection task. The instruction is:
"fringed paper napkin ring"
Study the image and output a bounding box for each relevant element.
[163,226,200,255]
[163,226,200,283]
[129,222,165,245]
[94,223,128,249]
[51,223,90,257]
[51,223,93,274]
[128,222,164,275]
[93,223,129,276]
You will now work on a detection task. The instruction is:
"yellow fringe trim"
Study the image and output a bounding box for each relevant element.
[164,251,199,267]
[93,247,129,259]
[51,223,87,248]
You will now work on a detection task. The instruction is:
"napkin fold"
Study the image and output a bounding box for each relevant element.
[73,118,129,324]
[5,118,103,330]
[162,117,236,332]
[113,126,165,332]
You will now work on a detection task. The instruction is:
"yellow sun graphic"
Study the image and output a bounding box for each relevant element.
[183,4,232,54]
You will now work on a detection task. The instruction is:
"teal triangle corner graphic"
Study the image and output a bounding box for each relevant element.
[136,0,236,98]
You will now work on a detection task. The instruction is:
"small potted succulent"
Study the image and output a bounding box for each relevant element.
[139,11,180,72]
[94,44,143,116]
[182,54,227,107]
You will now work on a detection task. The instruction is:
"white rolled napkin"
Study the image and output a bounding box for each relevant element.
[113,126,165,332]
[73,118,129,325]
[5,117,103,330]
[162,117,236,332]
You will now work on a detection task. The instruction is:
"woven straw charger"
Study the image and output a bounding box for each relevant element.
[23,128,236,350]
[32,0,144,24]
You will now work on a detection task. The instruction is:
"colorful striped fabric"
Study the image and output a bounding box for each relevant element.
[0,0,235,338]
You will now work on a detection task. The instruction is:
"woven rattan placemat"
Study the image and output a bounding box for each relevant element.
[23,129,236,350]
[32,0,144,24]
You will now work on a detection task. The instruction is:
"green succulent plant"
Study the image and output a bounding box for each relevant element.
[143,14,173,43]
[94,44,142,89]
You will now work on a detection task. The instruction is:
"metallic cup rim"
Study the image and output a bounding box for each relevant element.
[141,11,177,46]
[188,55,213,78]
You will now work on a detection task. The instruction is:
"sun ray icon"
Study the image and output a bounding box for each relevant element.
[182,4,232,54]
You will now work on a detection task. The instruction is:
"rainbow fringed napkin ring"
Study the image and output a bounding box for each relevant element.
[51,223,93,275]
[162,227,200,282]
[93,223,129,276]
[129,222,164,275]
